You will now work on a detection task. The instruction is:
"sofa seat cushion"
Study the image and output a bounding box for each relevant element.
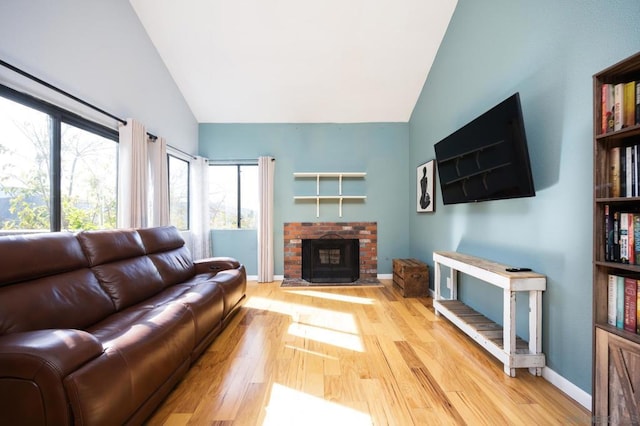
[73,303,195,424]
[208,268,247,318]
[134,280,225,345]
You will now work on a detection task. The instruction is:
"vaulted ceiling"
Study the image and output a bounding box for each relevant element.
[129,0,457,123]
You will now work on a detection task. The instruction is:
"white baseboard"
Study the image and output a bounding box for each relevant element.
[377,273,393,279]
[542,366,591,410]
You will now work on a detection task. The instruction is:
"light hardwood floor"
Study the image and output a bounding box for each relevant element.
[147,280,591,425]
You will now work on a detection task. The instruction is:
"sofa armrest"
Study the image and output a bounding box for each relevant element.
[0,329,103,425]
[194,256,242,275]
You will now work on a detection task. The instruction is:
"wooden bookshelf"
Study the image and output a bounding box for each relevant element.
[592,51,640,424]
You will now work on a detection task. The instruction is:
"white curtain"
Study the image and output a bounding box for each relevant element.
[190,156,210,260]
[148,136,169,227]
[258,156,275,282]
[117,119,148,228]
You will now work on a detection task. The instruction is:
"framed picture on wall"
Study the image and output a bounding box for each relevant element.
[417,160,435,213]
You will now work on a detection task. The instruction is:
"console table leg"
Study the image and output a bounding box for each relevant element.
[503,289,516,376]
[529,290,543,376]
[434,261,441,316]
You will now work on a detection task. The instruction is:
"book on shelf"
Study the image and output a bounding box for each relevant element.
[620,212,630,263]
[636,82,640,125]
[624,82,636,128]
[608,274,618,326]
[638,281,640,333]
[602,83,615,133]
[610,147,621,197]
[617,275,625,329]
[600,80,638,133]
[603,208,640,263]
[607,273,639,334]
[634,214,640,265]
[614,83,625,131]
[624,277,638,333]
[621,147,627,196]
[607,143,640,198]
[626,146,633,197]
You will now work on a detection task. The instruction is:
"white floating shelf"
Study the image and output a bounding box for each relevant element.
[293,172,366,217]
[293,172,367,178]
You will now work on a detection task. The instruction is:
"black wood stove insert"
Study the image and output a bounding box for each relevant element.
[301,238,360,283]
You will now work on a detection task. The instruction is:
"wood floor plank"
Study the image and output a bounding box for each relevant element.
[146,280,590,425]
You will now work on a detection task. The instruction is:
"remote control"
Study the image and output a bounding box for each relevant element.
[505,267,531,272]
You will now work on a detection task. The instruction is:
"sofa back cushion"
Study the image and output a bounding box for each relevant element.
[0,270,115,335]
[0,232,88,285]
[77,229,165,311]
[137,226,195,287]
[0,233,115,334]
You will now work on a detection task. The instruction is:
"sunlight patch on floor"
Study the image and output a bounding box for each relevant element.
[288,322,364,353]
[262,383,371,426]
[283,344,339,360]
[284,289,374,305]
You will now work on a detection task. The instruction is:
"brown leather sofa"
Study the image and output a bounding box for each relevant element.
[0,226,247,425]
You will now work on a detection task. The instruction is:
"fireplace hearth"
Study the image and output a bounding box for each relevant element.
[302,238,359,283]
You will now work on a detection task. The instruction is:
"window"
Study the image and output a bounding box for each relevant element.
[0,86,118,234]
[208,164,258,229]
[60,123,118,230]
[168,154,189,230]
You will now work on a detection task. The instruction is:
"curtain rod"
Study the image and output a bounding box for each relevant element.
[0,58,158,139]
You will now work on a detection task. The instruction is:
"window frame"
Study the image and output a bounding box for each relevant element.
[167,153,190,231]
[0,84,118,232]
[209,162,258,230]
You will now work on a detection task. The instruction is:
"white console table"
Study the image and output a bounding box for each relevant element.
[432,251,546,377]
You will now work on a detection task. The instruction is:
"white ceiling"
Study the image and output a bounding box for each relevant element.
[129,0,457,124]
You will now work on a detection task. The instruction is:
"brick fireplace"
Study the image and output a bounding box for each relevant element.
[283,222,377,279]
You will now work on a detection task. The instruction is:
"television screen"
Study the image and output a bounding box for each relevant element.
[434,93,535,205]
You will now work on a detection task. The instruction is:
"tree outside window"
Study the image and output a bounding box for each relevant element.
[0,92,118,234]
[208,164,257,229]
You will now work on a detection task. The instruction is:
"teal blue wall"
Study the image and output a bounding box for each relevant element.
[409,0,640,394]
[199,123,411,276]
[211,229,258,273]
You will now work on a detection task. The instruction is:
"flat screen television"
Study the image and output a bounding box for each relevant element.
[434,93,535,205]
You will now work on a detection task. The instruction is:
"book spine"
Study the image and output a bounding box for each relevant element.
[602,84,611,133]
[636,144,640,197]
[611,147,620,197]
[614,83,624,131]
[638,280,640,333]
[620,212,629,263]
[631,146,636,197]
[613,210,621,262]
[624,277,638,333]
[630,214,635,265]
[636,81,640,125]
[627,146,633,197]
[621,147,627,197]
[624,81,636,128]
[637,280,640,333]
[605,205,611,261]
[608,274,618,326]
[634,214,640,265]
[617,275,625,328]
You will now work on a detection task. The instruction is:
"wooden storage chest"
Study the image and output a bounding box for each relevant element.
[392,258,429,297]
